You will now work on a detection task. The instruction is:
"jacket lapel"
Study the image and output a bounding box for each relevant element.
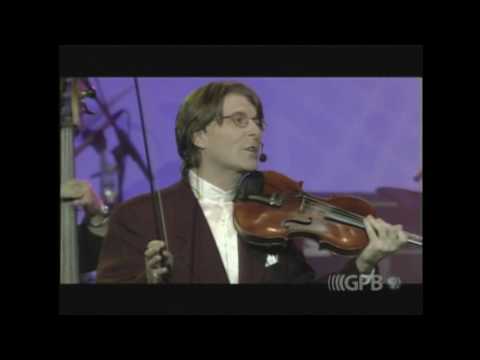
[238,237,268,283]
[168,179,271,284]
[170,180,229,284]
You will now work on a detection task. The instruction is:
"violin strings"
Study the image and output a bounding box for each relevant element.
[299,194,422,242]
[291,193,360,224]
[302,196,365,223]
[303,200,366,228]
[302,194,366,221]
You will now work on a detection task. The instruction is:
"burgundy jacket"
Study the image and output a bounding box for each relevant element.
[96,178,361,283]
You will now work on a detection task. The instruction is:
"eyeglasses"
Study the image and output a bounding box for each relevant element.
[221,112,264,130]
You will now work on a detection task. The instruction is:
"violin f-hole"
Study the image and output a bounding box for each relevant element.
[282,217,313,228]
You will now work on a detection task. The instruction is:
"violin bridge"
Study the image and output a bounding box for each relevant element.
[299,195,305,212]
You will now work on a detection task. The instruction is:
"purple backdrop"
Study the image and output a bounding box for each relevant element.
[75,77,422,202]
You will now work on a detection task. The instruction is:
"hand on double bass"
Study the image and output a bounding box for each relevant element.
[61,179,109,236]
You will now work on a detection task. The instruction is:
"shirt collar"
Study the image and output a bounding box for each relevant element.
[189,169,236,202]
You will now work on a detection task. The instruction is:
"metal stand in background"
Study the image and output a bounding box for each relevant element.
[76,78,152,205]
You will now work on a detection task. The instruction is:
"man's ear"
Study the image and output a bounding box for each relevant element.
[192,130,207,149]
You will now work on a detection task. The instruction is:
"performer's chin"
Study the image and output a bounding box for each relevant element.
[243,160,258,172]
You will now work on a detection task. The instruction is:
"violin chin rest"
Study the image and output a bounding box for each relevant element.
[235,171,264,201]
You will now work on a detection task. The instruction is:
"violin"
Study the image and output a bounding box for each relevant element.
[233,171,422,254]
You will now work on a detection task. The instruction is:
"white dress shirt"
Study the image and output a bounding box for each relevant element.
[189,170,239,284]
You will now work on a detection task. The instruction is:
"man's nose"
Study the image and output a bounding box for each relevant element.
[246,118,262,136]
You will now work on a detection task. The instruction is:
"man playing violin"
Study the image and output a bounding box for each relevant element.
[96,81,409,284]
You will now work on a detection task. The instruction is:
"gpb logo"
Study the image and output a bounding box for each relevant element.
[327,274,401,291]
